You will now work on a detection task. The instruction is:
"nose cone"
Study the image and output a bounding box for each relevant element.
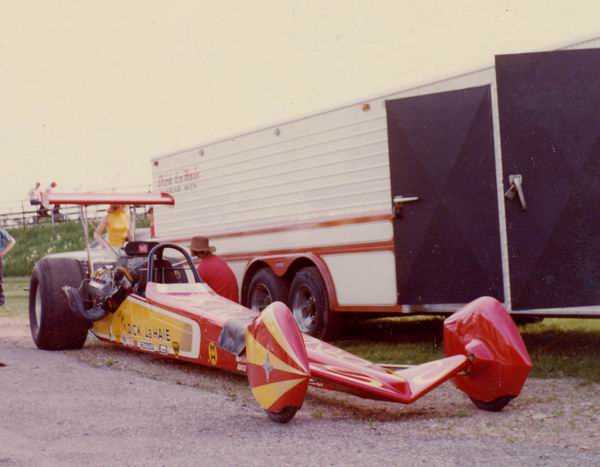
[246,302,310,422]
[444,296,532,403]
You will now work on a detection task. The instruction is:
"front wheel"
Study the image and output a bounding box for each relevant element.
[289,267,339,340]
[267,406,298,424]
[470,395,514,412]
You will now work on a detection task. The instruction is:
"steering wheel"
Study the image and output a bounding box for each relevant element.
[146,243,203,284]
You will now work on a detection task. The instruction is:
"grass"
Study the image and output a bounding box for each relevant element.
[4,222,93,276]
[4,216,149,277]
[0,276,29,317]
[3,276,600,383]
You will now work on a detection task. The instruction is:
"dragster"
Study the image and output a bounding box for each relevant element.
[28,193,532,423]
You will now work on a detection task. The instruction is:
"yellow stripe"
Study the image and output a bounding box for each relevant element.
[261,307,308,373]
[246,332,307,377]
[251,378,306,410]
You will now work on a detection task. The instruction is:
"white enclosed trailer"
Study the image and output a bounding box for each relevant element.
[152,36,600,338]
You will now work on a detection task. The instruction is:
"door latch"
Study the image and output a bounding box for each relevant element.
[393,195,420,218]
[504,174,527,211]
[393,195,420,205]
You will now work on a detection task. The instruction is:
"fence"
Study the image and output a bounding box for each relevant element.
[1,184,154,229]
[0,204,152,230]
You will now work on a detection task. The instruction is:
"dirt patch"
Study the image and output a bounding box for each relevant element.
[73,328,600,453]
[2,315,600,466]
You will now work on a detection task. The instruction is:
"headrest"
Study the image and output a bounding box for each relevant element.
[124,241,159,257]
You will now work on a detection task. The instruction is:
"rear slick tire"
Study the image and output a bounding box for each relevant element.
[29,257,89,350]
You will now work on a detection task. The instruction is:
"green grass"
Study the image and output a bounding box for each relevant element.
[4,216,149,277]
[336,317,444,364]
[0,276,29,317]
[5,222,92,276]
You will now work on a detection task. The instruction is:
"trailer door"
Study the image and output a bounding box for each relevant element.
[386,85,503,306]
[496,48,600,311]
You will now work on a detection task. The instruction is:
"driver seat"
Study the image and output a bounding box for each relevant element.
[134,258,181,297]
[152,258,180,284]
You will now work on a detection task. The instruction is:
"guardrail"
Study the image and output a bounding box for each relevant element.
[0,204,151,229]
[0,204,103,229]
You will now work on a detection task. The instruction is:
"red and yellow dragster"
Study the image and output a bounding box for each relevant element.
[29,193,532,423]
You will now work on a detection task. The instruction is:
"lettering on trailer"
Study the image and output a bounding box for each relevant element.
[156,167,200,194]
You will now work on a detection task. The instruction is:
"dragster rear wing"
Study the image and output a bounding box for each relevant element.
[43,191,175,276]
[44,192,174,206]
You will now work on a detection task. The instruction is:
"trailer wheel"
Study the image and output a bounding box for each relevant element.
[289,266,339,340]
[470,395,514,412]
[29,258,89,350]
[247,268,289,312]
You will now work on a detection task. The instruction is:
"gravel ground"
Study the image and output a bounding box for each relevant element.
[1,315,599,466]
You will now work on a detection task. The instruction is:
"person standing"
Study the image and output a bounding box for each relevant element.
[0,228,16,306]
[94,204,130,251]
[28,182,42,206]
[190,236,239,303]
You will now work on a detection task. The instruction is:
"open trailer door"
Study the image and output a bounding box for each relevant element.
[385,85,503,307]
[496,48,600,313]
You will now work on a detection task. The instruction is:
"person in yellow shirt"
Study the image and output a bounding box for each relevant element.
[94,204,130,251]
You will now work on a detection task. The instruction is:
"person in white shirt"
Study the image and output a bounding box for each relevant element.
[28,182,42,206]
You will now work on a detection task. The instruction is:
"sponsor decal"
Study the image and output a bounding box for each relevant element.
[139,341,155,352]
[91,297,201,359]
[208,342,218,365]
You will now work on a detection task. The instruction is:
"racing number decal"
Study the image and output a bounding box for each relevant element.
[208,342,218,365]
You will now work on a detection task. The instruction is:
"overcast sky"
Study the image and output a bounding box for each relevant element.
[2,1,599,212]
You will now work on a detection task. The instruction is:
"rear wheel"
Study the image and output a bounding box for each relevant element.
[29,258,89,350]
[246,268,289,312]
[470,395,514,412]
[289,267,339,340]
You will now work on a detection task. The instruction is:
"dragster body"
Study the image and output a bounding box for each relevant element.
[92,278,531,421]
[29,192,532,423]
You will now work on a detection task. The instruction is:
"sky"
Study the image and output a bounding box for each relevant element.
[2,1,599,212]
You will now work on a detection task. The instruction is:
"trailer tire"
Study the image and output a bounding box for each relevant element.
[29,257,89,350]
[289,266,339,340]
[247,268,289,312]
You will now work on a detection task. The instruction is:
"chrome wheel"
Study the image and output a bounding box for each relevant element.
[291,285,318,334]
[250,283,273,312]
[34,286,42,334]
